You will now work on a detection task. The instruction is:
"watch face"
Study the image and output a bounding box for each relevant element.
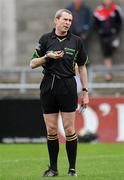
[83,88,88,92]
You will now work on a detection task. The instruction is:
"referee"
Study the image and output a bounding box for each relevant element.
[30,9,89,177]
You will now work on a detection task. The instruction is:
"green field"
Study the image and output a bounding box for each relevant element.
[0,143,124,180]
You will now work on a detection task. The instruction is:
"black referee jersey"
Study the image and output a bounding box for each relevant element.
[35,28,88,77]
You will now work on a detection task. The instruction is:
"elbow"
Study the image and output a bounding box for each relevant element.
[30,60,35,69]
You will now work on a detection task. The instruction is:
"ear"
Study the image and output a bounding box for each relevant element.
[54,18,58,25]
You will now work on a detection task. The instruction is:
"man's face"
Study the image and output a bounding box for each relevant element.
[54,12,73,33]
[103,0,113,6]
[73,0,82,7]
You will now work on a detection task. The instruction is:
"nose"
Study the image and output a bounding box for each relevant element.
[66,20,71,25]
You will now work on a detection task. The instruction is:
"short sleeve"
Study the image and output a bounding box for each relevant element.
[35,35,47,57]
[76,38,89,66]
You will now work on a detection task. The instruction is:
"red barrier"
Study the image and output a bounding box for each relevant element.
[58,97,124,143]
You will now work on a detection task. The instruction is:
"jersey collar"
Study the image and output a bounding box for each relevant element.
[51,28,71,40]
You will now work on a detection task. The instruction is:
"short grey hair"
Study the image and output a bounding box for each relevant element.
[54,9,72,19]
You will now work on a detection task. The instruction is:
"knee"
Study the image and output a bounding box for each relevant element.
[46,125,57,135]
[64,126,75,136]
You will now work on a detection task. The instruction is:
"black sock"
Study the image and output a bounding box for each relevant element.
[66,133,77,170]
[47,134,59,171]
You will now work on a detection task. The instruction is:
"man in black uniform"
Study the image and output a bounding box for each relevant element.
[30,9,89,177]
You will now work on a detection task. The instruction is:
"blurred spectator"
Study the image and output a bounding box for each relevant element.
[66,0,93,50]
[94,0,124,81]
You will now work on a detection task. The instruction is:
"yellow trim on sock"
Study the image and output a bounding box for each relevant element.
[66,136,77,141]
[47,135,58,141]
[66,134,77,141]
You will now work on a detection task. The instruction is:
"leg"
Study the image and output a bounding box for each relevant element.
[40,84,60,175]
[43,113,59,176]
[104,57,112,68]
[101,38,113,81]
[61,111,77,176]
[104,57,113,81]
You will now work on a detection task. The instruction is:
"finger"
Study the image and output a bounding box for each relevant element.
[57,50,64,54]
[81,102,87,108]
[54,51,62,54]
[56,54,64,59]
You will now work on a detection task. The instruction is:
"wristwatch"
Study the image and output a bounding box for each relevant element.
[82,88,88,92]
[44,54,50,62]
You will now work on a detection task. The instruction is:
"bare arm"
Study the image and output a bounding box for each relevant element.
[78,65,88,89]
[78,65,89,107]
[30,55,47,69]
[30,50,64,69]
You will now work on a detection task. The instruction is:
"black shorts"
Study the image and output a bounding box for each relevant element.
[40,75,77,114]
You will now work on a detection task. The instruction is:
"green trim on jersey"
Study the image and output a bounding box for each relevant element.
[74,51,78,61]
[85,56,90,65]
[64,47,76,53]
[32,50,39,59]
[57,37,67,42]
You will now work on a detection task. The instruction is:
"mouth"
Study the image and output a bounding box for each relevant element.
[64,26,69,30]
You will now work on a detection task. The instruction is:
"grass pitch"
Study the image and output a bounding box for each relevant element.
[0,143,124,180]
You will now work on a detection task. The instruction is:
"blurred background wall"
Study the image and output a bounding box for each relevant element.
[0,0,124,68]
